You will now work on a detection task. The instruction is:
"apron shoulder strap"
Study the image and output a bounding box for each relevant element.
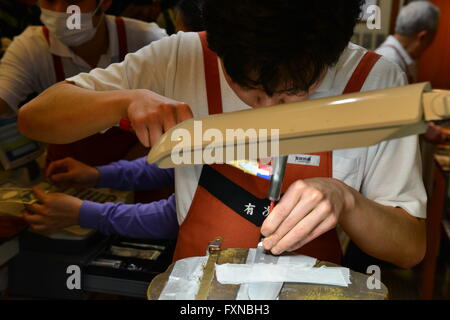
[379,44,413,83]
[42,26,65,82]
[42,25,50,44]
[343,51,382,94]
[198,31,223,115]
[115,17,128,62]
[381,45,408,69]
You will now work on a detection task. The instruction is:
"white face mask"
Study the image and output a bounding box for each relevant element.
[40,0,104,47]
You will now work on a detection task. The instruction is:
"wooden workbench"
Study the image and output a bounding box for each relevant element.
[147,248,389,300]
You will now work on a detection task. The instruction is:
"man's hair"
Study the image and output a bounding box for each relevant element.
[176,0,205,32]
[203,0,364,96]
[395,1,440,37]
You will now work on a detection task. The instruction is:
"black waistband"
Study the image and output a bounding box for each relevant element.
[198,165,271,227]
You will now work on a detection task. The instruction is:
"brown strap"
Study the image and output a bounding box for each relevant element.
[380,44,414,83]
[343,51,382,94]
[198,31,223,115]
[381,45,408,70]
[115,17,128,62]
[42,25,50,44]
[42,26,65,82]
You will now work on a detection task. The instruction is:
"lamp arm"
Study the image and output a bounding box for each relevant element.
[423,90,450,121]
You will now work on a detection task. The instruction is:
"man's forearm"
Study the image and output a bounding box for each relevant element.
[79,194,178,239]
[96,157,174,191]
[340,186,426,269]
[18,82,131,143]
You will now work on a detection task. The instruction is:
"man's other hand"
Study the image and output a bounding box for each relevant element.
[23,187,82,232]
[46,157,100,188]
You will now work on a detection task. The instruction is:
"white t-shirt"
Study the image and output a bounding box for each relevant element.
[67,32,427,223]
[0,15,167,113]
[376,35,417,82]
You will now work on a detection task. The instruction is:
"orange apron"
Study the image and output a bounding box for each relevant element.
[175,32,382,263]
[42,17,139,167]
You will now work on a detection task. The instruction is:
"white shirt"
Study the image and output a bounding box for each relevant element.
[0,15,167,113]
[67,32,427,222]
[376,35,417,82]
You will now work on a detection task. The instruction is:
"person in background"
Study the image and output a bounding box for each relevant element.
[21,1,208,237]
[376,1,444,142]
[0,0,167,167]
[0,0,41,252]
[118,1,164,25]
[24,157,177,239]
[376,1,440,84]
[119,0,180,35]
[174,0,205,32]
[155,0,180,35]
[377,1,443,195]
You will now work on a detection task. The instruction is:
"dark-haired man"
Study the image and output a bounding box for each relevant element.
[19,0,426,268]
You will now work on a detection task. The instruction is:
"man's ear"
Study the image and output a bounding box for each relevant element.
[417,30,429,43]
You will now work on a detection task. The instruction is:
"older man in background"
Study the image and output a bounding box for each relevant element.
[377,1,442,196]
[376,1,440,83]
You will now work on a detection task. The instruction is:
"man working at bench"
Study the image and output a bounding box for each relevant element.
[18,0,426,268]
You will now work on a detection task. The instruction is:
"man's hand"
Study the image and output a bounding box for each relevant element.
[424,122,447,144]
[46,157,100,188]
[261,178,355,255]
[22,187,82,232]
[127,89,193,147]
[18,82,193,145]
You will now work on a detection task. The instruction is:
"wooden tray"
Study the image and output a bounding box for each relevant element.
[147,248,388,300]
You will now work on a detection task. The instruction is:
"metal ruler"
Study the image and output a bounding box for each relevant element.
[195,237,222,300]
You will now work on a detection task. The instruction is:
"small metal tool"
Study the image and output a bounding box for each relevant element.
[195,237,223,300]
[260,155,289,247]
[267,155,289,202]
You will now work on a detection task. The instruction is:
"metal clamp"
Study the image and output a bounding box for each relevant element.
[196,237,223,300]
[207,236,223,255]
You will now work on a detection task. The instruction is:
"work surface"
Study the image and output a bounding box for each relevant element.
[147,248,389,300]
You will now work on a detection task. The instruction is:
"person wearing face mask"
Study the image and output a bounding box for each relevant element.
[40,0,107,48]
[20,0,427,269]
[0,0,167,167]
[16,6,207,239]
